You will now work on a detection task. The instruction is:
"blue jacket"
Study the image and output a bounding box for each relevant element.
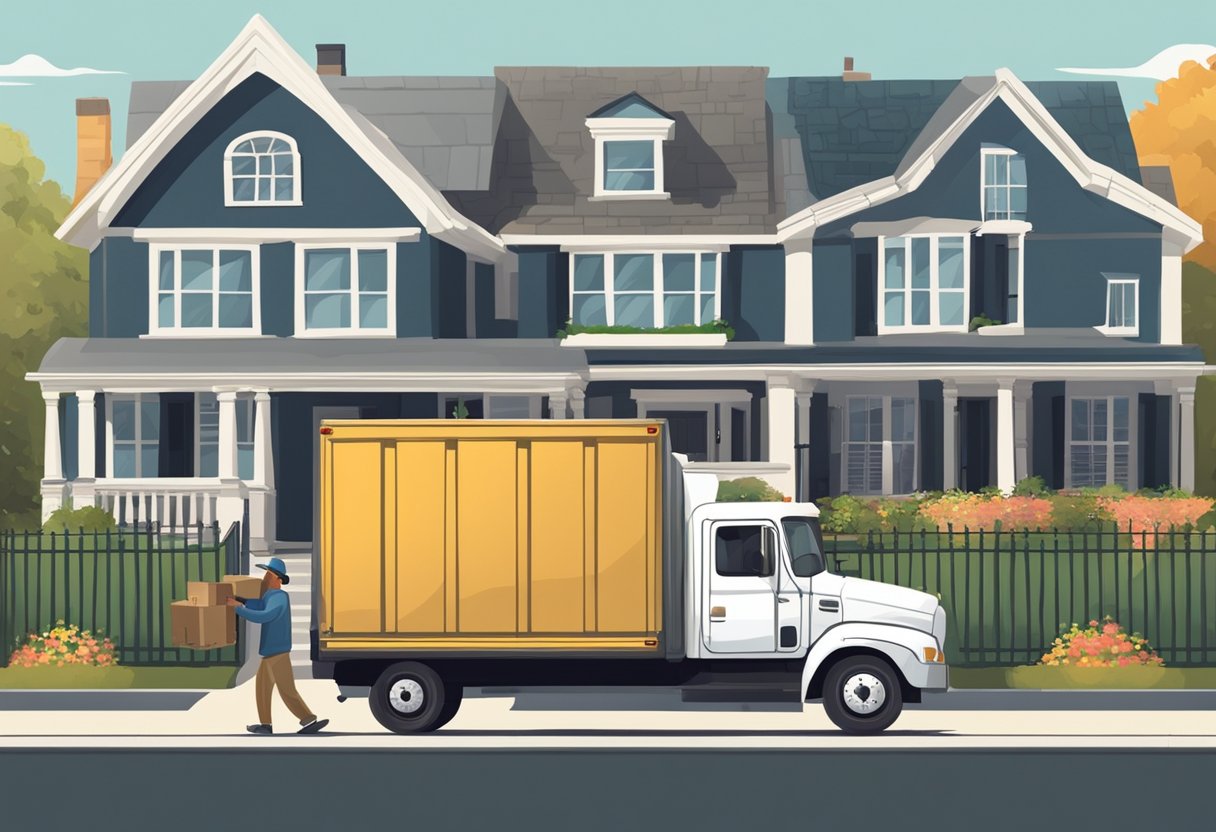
[234,588,292,657]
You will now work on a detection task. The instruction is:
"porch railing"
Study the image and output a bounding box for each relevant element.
[69,478,243,530]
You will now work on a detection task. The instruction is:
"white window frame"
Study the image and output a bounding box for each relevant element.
[294,243,397,337]
[586,117,675,199]
[106,393,159,479]
[223,130,302,207]
[195,393,255,480]
[877,234,970,334]
[1065,394,1135,489]
[980,145,1027,222]
[147,244,261,336]
[1097,274,1140,337]
[569,251,722,329]
[842,395,919,495]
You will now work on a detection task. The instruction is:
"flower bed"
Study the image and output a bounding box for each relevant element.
[8,621,117,668]
[1040,617,1164,668]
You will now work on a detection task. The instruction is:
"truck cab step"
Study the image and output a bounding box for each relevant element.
[680,686,802,704]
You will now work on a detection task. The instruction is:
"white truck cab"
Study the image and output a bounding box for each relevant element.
[682,471,948,733]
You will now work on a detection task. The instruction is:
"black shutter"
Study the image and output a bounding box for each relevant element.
[991,240,1009,323]
[853,241,877,337]
[94,393,105,478]
[808,392,831,499]
[918,380,943,491]
[1138,393,1172,489]
[1051,394,1065,489]
[970,234,985,322]
[158,393,194,478]
[1031,381,1066,489]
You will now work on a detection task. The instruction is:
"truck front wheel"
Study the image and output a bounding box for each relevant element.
[370,662,451,734]
[822,655,903,734]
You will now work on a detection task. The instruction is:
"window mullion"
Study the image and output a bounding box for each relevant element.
[350,247,359,332]
[605,253,615,326]
[653,255,663,328]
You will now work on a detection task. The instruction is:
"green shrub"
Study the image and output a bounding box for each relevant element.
[42,505,117,534]
[969,314,1002,331]
[1012,476,1050,497]
[717,477,784,502]
[556,319,736,340]
[1047,493,1109,531]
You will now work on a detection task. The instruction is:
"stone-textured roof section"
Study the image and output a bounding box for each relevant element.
[769,77,1144,201]
[126,81,193,149]
[1139,165,1178,207]
[446,67,780,236]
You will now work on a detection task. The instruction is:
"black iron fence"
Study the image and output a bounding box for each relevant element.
[823,526,1216,667]
[0,521,249,667]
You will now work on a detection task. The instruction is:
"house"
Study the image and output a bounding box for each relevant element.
[32,15,1206,554]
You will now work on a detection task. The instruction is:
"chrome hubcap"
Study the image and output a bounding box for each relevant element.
[841,672,886,715]
[388,678,425,715]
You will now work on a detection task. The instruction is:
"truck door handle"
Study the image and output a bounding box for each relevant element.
[818,599,840,611]
[710,606,726,620]
[777,597,790,603]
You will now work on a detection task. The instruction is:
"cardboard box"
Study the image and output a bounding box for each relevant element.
[222,574,263,601]
[170,601,234,649]
[186,581,233,607]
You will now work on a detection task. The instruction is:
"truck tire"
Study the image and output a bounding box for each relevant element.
[822,655,903,735]
[431,683,464,731]
[370,662,448,734]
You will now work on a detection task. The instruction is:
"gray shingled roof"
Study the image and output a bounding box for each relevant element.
[1139,165,1178,206]
[768,76,1144,201]
[36,338,587,375]
[446,67,780,236]
[126,76,503,192]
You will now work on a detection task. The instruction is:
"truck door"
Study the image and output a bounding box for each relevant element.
[704,521,778,653]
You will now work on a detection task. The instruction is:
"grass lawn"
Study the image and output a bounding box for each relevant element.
[0,665,236,689]
[950,665,1216,690]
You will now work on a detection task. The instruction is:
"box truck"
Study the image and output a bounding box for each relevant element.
[313,420,947,734]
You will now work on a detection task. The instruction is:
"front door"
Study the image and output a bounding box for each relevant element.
[959,398,992,492]
[649,410,710,461]
[704,521,778,653]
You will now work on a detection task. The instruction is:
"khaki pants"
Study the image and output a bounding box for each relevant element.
[255,653,315,727]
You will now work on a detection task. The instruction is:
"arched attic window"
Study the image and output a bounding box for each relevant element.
[224,131,302,206]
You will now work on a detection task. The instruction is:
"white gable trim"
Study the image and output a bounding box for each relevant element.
[777,69,1203,253]
[56,15,503,261]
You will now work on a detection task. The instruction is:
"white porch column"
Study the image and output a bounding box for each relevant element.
[942,382,958,491]
[783,238,814,346]
[1179,385,1196,492]
[216,391,238,479]
[794,382,815,501]
[569,387,586,419]
[548,391,568,419]
[996,379,1015,494]
[1013,381,1032,484]
[253,392,274,488]
[765,376,798,497]
[76,390,97,480]
[42,392,63,481]
[1161,238,1184,346]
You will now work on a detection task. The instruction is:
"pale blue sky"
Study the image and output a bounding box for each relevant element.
[1,0,1214,192]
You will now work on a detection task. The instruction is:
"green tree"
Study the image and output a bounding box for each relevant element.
[0,125,88,529]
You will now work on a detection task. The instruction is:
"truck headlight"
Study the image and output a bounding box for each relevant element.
[922,646,945,663]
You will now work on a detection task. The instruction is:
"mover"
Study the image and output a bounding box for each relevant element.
[313,419,948,734]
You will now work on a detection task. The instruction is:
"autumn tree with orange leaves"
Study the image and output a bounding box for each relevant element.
[1130,54,1216,269]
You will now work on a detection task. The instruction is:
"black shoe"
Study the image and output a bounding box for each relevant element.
[298,718,329,734]
[246,723,273,735]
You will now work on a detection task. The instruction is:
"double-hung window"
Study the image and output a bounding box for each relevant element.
[1099,274,1138,336]
[603,141,656,192]
[982,146,1027,221]
[843,396,917,495]
[152,247,258,333]
[585,95,675,198]
[196,394,255,480]
[1069,396,1131,488]
[879,235,968,333]
[298,245,395,335]
[224,131,301,206]
[110,394,159,478]
[570,252,720,329]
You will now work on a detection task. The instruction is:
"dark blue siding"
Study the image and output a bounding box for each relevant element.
[1023,237,1160,342]
[89,237,149,337]
[396,238,436,338]
[723,246,784,342]
[59,394,78,481]
[812,241,853,342]
[918,381,943,491]
[514,247,565,338]
[260,242,294,336]
[435,240,467,338]
[113,74,422,230]
[474,261,516,337]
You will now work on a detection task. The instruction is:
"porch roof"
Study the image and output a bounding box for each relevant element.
[32,337,589,379]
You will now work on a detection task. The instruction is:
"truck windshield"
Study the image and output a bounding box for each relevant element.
[782,517,826,577]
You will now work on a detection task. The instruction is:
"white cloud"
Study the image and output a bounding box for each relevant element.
[0,53,124,78]
[0,81,32,86]
[1058,44,1216,80]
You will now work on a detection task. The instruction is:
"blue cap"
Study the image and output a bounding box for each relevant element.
[255,557,290,584]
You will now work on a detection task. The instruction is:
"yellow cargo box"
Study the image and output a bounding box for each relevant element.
[317,420,665,654]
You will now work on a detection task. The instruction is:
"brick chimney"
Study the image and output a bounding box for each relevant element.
[316,44,346,76]
[842,57,872,82]
[73,98,112,206]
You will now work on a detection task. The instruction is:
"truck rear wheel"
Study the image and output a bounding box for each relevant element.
[370,662,449,734]
[822,655,903,734]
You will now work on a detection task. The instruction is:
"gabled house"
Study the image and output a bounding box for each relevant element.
[32,16,1206,552]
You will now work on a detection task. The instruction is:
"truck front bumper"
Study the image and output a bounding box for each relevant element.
[911,662,949,692]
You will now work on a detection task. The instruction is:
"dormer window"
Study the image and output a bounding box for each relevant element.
[586,93,675,199]
[224,131,301,206]
[981,145,1026,221]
